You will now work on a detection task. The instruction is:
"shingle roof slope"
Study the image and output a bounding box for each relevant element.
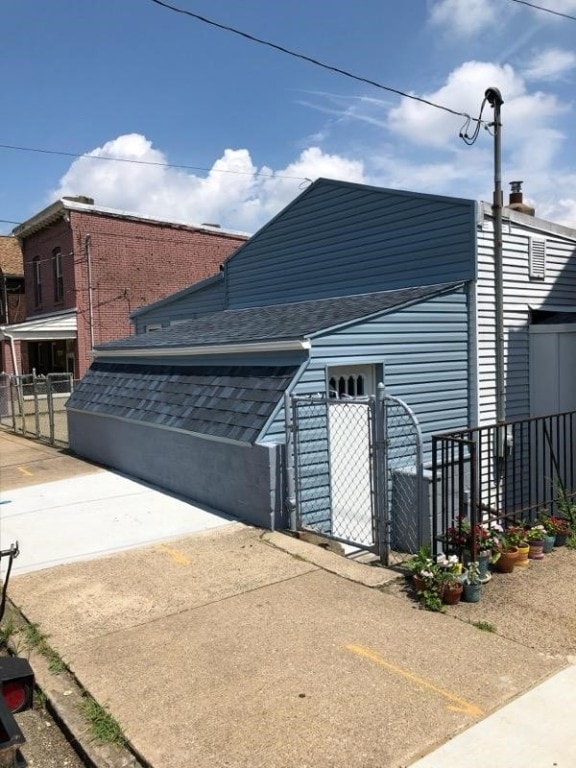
[0,236,23,275]
[67,362,298,443]
[102,282,460,350]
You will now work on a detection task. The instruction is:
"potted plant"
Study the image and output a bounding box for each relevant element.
[493,529,519,573]
[439,570,464,605]
[446,519,499,579]
[405,547,435,593]
[549,516,570,547]
[536,509,559,553]
[505,524,530,567]
[462,561,483,603]
[435,554,465,605]
[526,524,546,560]
[405,548,445,612]
[554,485,576,546]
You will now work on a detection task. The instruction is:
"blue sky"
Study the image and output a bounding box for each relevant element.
[2,0,576,235]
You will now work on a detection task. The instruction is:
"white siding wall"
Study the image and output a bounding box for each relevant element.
[476,207,576,424]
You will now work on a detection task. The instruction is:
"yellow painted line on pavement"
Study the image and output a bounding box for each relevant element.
[346,644,483,718]
[157,543,191,566]
[17,466,33,477]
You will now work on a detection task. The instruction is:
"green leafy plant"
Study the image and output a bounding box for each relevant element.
[419,586,444,613]
[446,518,502,553]
[405,546,435,576]
[464,561,482,585]
[537,509,566,535]
[556,486,576,527]
[525,525,546,542]
[502,525,528,548]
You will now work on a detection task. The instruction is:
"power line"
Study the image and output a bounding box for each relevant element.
[509,0,576,21]
[148,0,480,124]
[0,143,310,182]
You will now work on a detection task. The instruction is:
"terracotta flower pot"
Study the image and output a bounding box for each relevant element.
[442,583,463,605]
[495,547,518,573]
[412,574,426,593]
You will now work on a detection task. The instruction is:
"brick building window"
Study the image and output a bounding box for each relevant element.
[33,256,42,307]
[52,248,64,302]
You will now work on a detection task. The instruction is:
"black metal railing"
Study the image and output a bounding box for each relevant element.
[432,410,576,557]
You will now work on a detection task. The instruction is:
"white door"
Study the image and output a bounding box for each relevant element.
[327,365,376,545]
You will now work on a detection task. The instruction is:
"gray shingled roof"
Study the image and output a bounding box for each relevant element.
[67,362,298,443]
[101,282,461,351]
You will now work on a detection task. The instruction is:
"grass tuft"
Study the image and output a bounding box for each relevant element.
[472,620,496,633]
[81,696,126,746]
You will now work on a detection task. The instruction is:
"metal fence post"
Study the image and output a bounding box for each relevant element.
[284,392,297,531]
[16,379,25,436]
[47,377,55,445]
[9,379,16,432]
[33,377,40,438]
[373,382,389,565]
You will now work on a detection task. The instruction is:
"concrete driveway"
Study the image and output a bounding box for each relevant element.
[0,431,232,574]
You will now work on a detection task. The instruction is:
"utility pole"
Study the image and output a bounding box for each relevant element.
[485,87,505,424]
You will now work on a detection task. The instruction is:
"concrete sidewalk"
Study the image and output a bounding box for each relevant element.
[7,526,569,768]
[1,432,575,767]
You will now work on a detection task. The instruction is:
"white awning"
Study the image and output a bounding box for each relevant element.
[0,313,77,341]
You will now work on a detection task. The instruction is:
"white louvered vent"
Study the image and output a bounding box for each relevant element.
[529,238,546,280]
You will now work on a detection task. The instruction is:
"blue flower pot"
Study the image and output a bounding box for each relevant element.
[463,582,482,603]
[543,534,555,554]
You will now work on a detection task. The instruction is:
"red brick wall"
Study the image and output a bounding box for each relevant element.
[21,220,75,317]
[1,338,22,375]
[21,210,246,378]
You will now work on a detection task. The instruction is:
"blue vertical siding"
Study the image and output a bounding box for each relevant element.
[133,278,225,333]
[261,287,470,463]
[226,180,476,307]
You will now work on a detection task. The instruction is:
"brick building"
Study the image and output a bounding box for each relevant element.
[0,236,26,375]
[2,197,248,378]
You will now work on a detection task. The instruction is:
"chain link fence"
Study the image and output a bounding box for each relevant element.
[289,389,424,565]
[385,395,425,565]
[0,373,74,446]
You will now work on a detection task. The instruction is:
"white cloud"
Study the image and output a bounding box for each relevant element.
[49,57,576,238]
[524,48,576,80]
[51,135,365,233]
[429,0,500,36]
[387,60,568,176]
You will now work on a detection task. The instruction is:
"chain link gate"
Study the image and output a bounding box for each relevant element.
[286,384,425,565]
[0,373,74,446]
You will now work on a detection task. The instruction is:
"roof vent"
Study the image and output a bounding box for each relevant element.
[507,181,535,216]
[62,195,95,205]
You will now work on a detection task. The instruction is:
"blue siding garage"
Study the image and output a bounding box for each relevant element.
[68,282,470,529]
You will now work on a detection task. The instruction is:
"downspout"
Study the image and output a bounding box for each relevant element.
[1,274,9,325]
[84,235,95,352]
[4,333,19,377]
